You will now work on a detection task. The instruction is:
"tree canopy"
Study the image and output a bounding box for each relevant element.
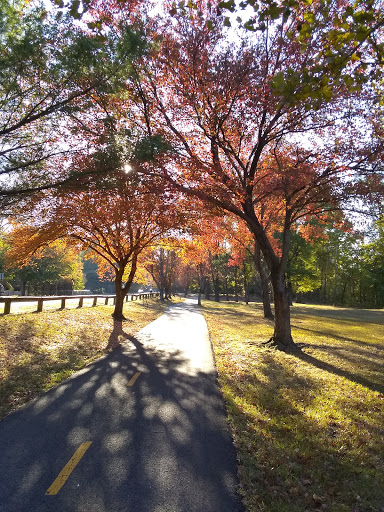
[119,1,383,348]
[2,0,384,349]
[5,162,186,319]
[0,0,145,211]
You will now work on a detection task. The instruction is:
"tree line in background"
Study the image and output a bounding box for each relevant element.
[0,0,383,348]
[2,212,384,309]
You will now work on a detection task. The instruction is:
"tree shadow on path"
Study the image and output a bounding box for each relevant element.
[0,318,244,512]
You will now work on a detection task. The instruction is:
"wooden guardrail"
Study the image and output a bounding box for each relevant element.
[0,292,158,315]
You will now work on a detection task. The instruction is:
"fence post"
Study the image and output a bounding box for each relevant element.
[92,296,97,307]
[37,298,43,313]
[78,297,84,308]
[105,297,108,305]
[4,298,11,315]
[61,298,66,309]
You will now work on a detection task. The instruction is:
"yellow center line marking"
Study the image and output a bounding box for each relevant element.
[128,371,141,386]
[45,441,92,495]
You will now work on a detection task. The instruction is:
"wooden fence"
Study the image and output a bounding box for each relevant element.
[0,292,158,315]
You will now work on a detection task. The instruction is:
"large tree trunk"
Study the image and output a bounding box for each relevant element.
[269,272,295,350]
[113,272,126,321]
[244,204,296,350]
[252,242,274,320]
[112,256,138,322]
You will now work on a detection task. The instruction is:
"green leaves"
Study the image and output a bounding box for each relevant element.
[0,0,150,204]
[69,0,81,19]
[219,0,236,12]
[133,135,172,163]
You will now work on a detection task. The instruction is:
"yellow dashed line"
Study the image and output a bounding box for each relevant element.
[128,371,141,386]
[45,442,92,495]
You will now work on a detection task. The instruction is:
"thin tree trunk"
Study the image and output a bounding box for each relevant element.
[164,251,171,299]
[359,277,362,305]
[333,243,338,306]
[341,280,347,305]
[252,241,274,320]
[213,275,220,302]
[243,263,249,305]
[145,263,162,301]
[234,267,239,302]
[323,251,328,303]
[159,249,166,301]
[204,278,210,300]
[198,270,202,306]
[287,281,294,306]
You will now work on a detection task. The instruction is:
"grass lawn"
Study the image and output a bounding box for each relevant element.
[0,297,170,420]
[202,300,384,512]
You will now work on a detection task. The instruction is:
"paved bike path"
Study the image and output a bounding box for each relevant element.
[0,299,244,512]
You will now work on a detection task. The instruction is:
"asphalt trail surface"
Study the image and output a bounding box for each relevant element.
[0,299,244,512]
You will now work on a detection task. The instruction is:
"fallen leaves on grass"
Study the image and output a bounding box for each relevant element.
[202,300,384,512]
[0,298,169,419]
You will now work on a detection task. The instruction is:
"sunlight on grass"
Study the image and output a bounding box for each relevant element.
[0,298,169,419]
[201,300,384,512]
